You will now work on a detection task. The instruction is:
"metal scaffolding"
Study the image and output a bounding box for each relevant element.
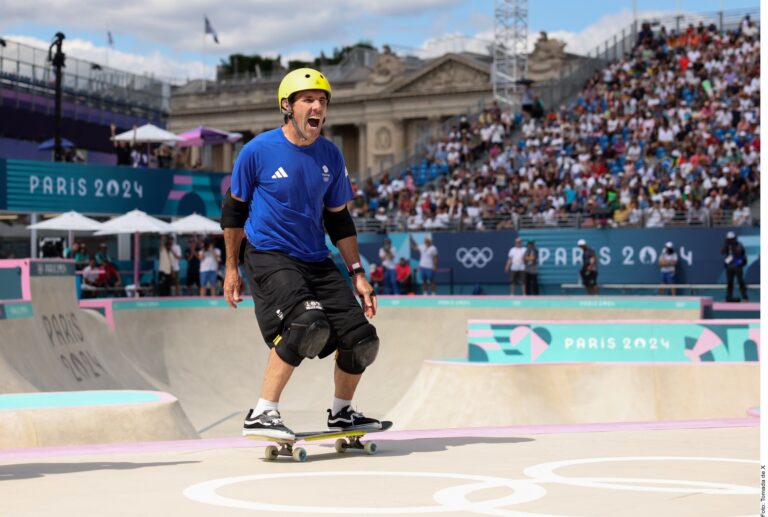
[492,0,528,109]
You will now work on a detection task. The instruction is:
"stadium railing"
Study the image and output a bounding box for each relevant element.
[352,208,755,233]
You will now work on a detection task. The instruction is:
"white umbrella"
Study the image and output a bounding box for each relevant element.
[95,210,172,291]
[168,213,222,235]
[27,210,103,231]
[27,210,103,247]
[112,124,184,144]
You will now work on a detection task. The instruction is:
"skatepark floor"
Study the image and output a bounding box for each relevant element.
[0,420,759,517]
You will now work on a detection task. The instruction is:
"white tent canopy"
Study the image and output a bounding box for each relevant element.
[27,211,102,231]
[94,209,172,235]
[168,213,222,235]
[112,124,184,144]
[95,210,172,290]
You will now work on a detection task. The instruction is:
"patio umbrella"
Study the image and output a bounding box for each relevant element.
[38,138,76,151]
[112,124,184,144]
[168,213,222,234]
[94,209,172,291]
[176,126,242,147]
[27,210,102,246]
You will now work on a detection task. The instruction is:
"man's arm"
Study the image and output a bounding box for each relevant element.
[327,204,377,318]
[221,190,249,308]
[432,248,438,270]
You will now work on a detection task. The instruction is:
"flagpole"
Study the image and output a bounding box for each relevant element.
[202,20,206,93]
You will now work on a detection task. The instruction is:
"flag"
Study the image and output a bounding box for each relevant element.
[107,30,114,48]
[204,15,219,44]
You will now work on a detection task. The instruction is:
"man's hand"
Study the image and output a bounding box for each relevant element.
[352,274,377,318]
[223,266,244,309]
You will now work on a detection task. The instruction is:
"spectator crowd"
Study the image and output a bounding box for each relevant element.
[348,17,760,232]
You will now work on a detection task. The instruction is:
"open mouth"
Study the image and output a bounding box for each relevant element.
[307,117,321,128]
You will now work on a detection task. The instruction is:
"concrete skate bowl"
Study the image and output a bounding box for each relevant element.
[80,294,714,437]
[0,259,757,448]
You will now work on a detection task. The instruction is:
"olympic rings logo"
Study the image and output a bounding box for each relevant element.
[184,457,758,515]
[456,247,494,268]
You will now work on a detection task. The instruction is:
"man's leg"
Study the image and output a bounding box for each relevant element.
[726,268,735,300]
[333,363,361,400]
[260,348,295,402]
[736,268,748,300]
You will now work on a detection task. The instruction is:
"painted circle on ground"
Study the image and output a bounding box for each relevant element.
[524,456,759,495]
[183,470,547,514]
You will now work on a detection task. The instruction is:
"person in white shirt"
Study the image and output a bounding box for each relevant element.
[504,237,527,295]
[658,241,678,295]
[410,235,438,295]
[198,240,221,297]
[732,200,752,226]
[80,256,102,297]
[644,201,665,228]
[158,236,179,296]
[378,238,398,294]
[166,236,182,296]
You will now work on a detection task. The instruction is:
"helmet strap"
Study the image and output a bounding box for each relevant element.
[282,98,309,142]
[288,111,309,141]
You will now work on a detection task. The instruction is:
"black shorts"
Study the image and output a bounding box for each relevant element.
[243,245,366,356]
[581,270,598,287]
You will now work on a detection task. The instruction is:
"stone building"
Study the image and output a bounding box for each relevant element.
[169,37,582,178]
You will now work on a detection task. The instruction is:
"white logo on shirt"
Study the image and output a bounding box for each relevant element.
[271,166,288,179]
[322,165,330,182]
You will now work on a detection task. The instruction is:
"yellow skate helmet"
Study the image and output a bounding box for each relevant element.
[277,68,332,113]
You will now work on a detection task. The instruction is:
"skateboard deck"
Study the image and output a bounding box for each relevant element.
[248,421,393,462]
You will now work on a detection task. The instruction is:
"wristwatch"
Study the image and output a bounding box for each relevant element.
[348,261,365,278]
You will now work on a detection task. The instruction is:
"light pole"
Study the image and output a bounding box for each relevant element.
[48,32,65,162]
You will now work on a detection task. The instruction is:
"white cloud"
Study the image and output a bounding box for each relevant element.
[2,4,697,84]
[357,0,464,16]
[409,8,678,59]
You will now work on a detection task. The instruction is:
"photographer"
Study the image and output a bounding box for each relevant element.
[721,232,748,302]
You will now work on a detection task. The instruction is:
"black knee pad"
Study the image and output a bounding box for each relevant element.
[274,301,331,366]
[336,323,379,374]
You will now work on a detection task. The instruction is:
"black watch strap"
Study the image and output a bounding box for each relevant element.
[348,261,365,278]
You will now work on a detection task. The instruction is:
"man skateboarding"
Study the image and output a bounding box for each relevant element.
[220,68,382,441]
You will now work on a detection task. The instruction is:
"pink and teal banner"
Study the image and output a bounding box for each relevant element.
[467,320,760,363]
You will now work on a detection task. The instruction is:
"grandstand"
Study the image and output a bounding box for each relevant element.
[351,7,760,233]
[0,36,171,162]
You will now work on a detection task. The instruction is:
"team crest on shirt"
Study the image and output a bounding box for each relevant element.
[321,165,330,182]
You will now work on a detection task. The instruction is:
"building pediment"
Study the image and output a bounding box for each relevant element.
[391,53,491,95]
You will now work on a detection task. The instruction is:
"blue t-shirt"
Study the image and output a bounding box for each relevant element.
[231,128,353,262]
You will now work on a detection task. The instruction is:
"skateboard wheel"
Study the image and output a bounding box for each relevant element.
[264,445,278,461]
[363,441,378,455]
[293,447,307,462]
[335,439,347,453]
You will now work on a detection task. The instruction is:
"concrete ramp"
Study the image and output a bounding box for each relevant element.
[385,360,760,429]
[0,260,198,446]
[0,390,197,447]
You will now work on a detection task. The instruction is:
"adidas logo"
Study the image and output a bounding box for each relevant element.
[271,166,288,179]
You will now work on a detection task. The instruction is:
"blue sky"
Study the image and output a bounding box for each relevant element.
[0,0,759,81]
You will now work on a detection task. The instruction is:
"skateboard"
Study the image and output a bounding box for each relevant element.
[248,421,393,462]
